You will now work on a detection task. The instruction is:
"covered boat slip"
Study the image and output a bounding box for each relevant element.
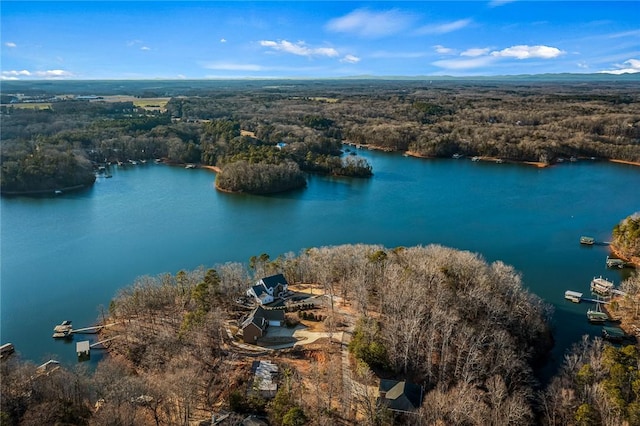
[565,290,583,303]
[591,276,615,296]
[602,326,627,343]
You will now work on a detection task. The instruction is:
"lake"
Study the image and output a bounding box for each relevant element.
[1,149,639,372]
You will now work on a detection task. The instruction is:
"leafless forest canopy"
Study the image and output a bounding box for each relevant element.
[2,79,639,193]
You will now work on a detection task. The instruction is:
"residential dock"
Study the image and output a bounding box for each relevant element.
[52,321,118,338]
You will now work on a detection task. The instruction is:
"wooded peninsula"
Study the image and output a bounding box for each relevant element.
[2,78,639,195]
[2,242,640,425]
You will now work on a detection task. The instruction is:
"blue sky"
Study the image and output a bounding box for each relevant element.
[1,1,639,79]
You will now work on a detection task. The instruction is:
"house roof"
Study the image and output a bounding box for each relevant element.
[250,284,266,297]
[242,313,266,331]
[259,273,288,290]
[379,379,423,412]
[251,360,278,392]
[255,306,285,322]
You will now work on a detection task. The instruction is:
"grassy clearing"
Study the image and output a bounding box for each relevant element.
[6,103,52,110]
[100,95,170,111]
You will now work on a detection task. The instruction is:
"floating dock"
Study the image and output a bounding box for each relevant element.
[52,321,118,339]
[602,326,626,343]
[591,276,615,296]
[565,290,583,303]
[52,321,73,338]
[606,256,626,269]
[563,291,610,305]
[1,343,15,359]
[580,236,595,245]
[587,307,609,323]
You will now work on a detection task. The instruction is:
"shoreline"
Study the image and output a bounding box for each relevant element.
[609,159,640,167]
[199,164,222,173]
[345,142,640,169]
[1,183,90,197]
[609,243,640,268]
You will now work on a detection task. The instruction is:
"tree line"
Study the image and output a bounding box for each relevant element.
[0,243,564,425]
[612,213,640,262]
[2,242,639,424]
[3,80,639,194]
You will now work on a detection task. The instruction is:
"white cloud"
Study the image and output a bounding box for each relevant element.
[434,45,455,54]
[220,38,227,43]
[260,40,339,57]
[5,42,17,48]
[2,70,32,77]
[433,43,564,71]
[35,70,73,78]
[600,58,640,74]
[433,56,497,70]
[461,48,491,57]
[341,54,361,64]
[490,45,564,59]
[140,46,151,51]
[417,19,472,35]
[326,8,415,38]
[203,62,264,71]
[606,29,640,39]
[2,69,72,79]
[577,61,589,69]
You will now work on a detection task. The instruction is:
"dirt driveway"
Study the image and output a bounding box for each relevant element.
[260,324,343,348]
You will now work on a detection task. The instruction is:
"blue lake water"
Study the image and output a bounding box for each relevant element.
[1,149,639,372]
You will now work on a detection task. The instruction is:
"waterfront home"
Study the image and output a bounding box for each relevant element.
[241,315,267,344]
[240,306,285,343]
[378,379,424,413]
[246,274,289,305]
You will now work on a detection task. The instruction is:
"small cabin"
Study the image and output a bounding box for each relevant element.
[564,290,582,303]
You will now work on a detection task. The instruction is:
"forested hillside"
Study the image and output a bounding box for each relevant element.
[612,214,640,264]
[1,244,554,425]
[2,79,639,195]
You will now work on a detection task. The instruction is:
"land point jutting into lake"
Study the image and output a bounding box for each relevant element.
[1,79,640,425]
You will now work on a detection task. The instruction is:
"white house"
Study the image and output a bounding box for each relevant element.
[246,274,289,305]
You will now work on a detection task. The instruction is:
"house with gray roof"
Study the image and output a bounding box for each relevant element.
[246,273,289,305]
[378,379,423,413]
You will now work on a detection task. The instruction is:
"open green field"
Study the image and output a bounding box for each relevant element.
[5,103,52,110]
[100,95,171,111]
